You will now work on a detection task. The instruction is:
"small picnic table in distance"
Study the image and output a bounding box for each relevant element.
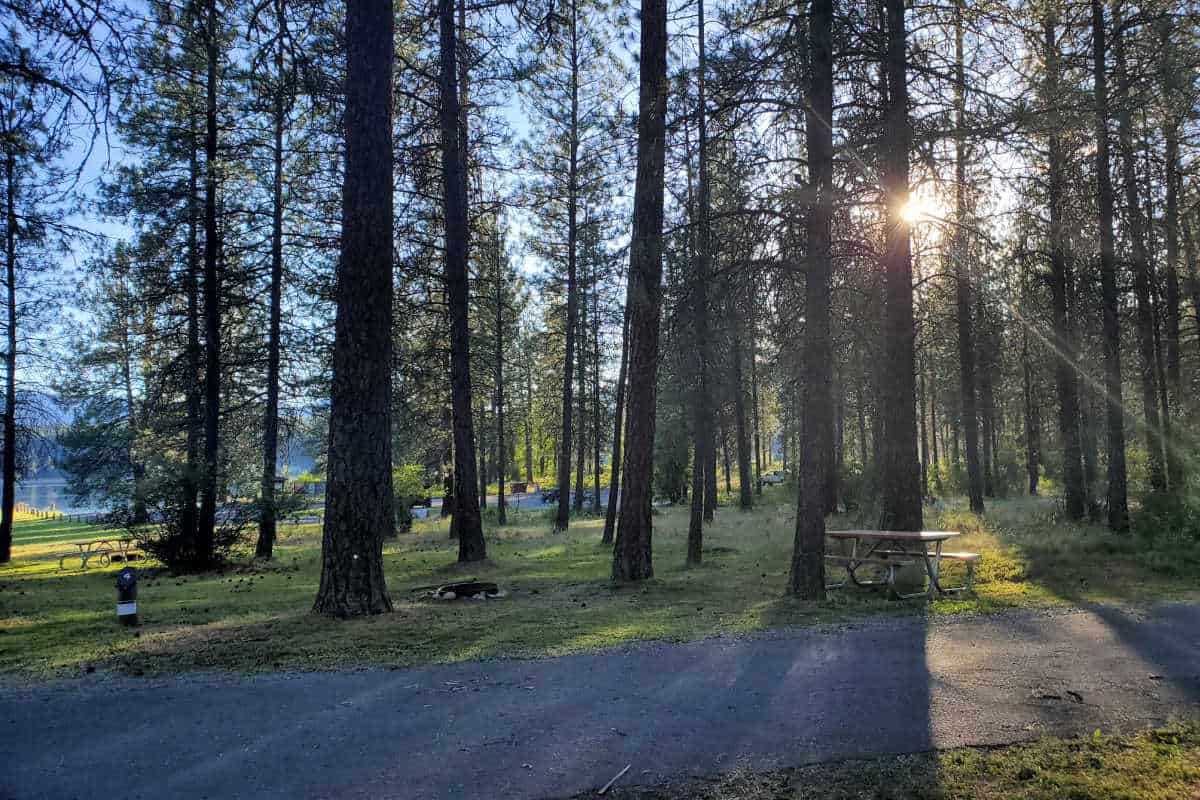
[825,530,977,600]
[58,538,141,570]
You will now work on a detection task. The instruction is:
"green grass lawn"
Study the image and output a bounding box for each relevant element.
[1,490,1198,678]
[585,724,1200,800]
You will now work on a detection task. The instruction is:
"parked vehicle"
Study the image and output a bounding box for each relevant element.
[760,470,787,486]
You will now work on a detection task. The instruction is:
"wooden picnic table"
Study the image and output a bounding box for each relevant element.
[58,537,141,570]
[827,529,966,599]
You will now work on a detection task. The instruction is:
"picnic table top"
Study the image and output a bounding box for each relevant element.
[829,529,960,542]
[70,537,134,548]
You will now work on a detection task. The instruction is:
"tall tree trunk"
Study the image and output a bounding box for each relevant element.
[119,296,147,524]
[857,377,868,468]
[930,381,940,488]
[1144,150,1174,491]
[687,0,713,566]
[1113,6,1165,496]
[182,129,202,553]
[1158,137,1184,488]
[574,278,586,513]
[790,0,832,599]
[720,410,732,493]
[439,0,486,560]
[877,0,922,532]
[1043,12,1085,518]
[978,314,995,498]
[731,332,753,509]
[258,1,287,558]
[1021,328,1040,495]
[1081,379,1099,510]
[601,294,629,545]
[703,417,717,520]
[613,0,667,582]
[494,224,506,525]
[591,260,602,516]
[524,347,534,483]
[478,400,487,508]
[1090,0,1129,531]
[750,312,762,496]
[1157,18,1183,488]
[1184,219,1200,366]
[952,0,984,515]
[197,0,222,567]
[555,0,581,533]
[0,151,16,563]
[919,365,929,495]
[312,0,394,615]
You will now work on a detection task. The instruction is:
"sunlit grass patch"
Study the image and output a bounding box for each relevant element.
[586,723,1200,799]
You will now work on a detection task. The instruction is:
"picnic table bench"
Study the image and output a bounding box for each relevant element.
[826,530,978,599]
[58,538,143,570]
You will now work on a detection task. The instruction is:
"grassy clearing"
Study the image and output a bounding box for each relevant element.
[1,491,1198,678]
[586,723,1200,800]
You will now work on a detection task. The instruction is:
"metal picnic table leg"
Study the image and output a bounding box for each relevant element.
[921,539,945,598]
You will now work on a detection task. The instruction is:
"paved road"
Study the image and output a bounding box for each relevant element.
[3,603,1198,800]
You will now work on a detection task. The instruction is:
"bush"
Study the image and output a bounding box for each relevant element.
[111,473,256,572]
[393,464,433,533]
[1134,491,1200,543]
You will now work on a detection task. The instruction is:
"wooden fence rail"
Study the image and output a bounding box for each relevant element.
[14,502,109,526]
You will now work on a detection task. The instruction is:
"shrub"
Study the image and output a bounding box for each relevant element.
[110,472,255,572]
[393,464,433,533]
[1134,491,1200,543]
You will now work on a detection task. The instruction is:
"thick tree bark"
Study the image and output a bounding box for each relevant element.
[0,151,15,563]
[789,0,832,599]
[613,0,667,582]
[687,0,713,566]
[877,0,922,532]
[196,0,222,568]
[1042,13,1084,518]
[555,0,581,533]
[313,0,395,616]
[1113,8,1165,496]
[1090,0,1129,531]
[952,0,983,515]
[439,0,486,560]
[258,1,287,559]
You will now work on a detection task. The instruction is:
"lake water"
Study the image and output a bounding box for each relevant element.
[3,479,104,514]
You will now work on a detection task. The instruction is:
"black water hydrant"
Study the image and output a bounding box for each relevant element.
[114,567,138,626]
